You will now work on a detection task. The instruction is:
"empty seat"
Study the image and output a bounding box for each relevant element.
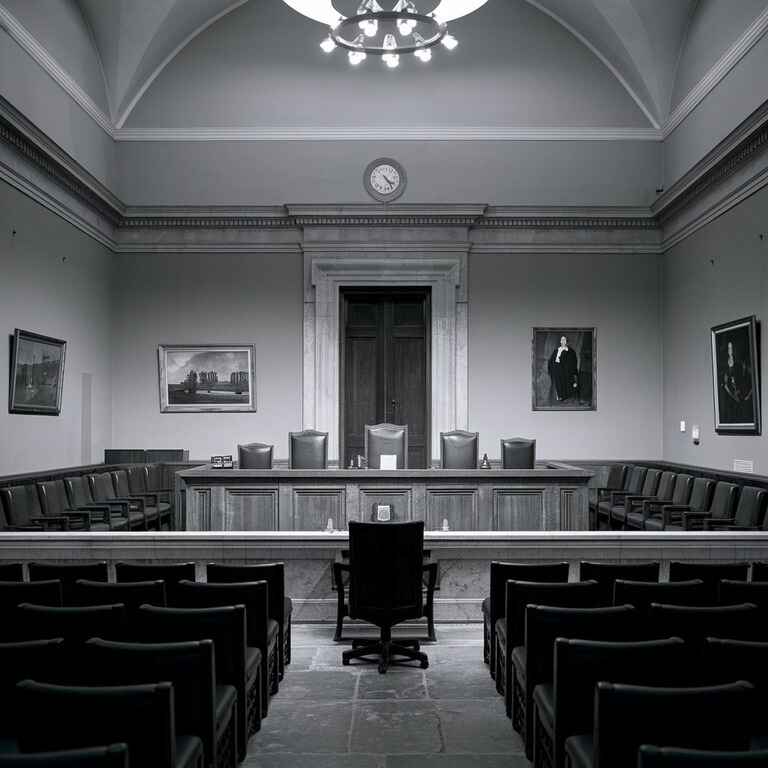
[63,477,130,530]
[28,563,108,605]
[37,480,116,532]
[0,564,23,582]
[85,638,236,768]
[533,636,687,768]
[0,485,64,531]
[564,681,754,768]
[114,562,195,606]
[644,476,714,531]
[237,443,273,470]
[638,746,768,766]
[14,680,202,768]
[364,424,408,469]
[625,473,694,530]
[86,474,147,530]
[515,604,640,759]
[669,561,750,603]
[706,637,768,695]
[482,561,569,676]
[0,744,129,767]
[613,470,674,529]
[595,465,647,526]
[613,579,708,615]
[72,580,166,615]
[579,561,659,604]
[0,581,63,641]
[136,604,258,763]
[110,470,160,529]
[705,486,768,531]
[288,430,328,469]
[609,469,662,529]
[440,430,479,469]
[753,562,768,581]
[496,580,602,720]
[500,438,536,469]
[206,562,292,677]
[589,464,627,529]
[719,580,768,611]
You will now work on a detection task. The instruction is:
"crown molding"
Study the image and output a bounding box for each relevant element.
[113,126,662,142]
[663,6,768,138]
[0,5,113,134]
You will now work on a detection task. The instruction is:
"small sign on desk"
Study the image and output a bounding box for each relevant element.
[379,454,397,470]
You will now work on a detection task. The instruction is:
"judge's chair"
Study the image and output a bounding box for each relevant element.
[342,521,429,673]
[500,438,536,469]
[364,424,408,470]
[237,442,273,469]
[288,430,328,469]
[440,430,479,469]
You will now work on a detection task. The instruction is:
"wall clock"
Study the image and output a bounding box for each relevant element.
[363,158,407,203]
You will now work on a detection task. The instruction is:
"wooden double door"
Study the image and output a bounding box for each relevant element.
[340,287,431,469]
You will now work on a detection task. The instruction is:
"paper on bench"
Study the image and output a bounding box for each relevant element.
[379,454,397,470]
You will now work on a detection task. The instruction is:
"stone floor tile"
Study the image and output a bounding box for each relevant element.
[436,698,524,754]
[244,755,385,768]
[283,646,318,671]
[385,755,530,768]
[351,700,442,754]
[357,668,428,700]
[426,662,498,699]
[276,670,357,701]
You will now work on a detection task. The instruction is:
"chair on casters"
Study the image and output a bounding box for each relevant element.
[364,424,408,469]
[342,521,428,673]
[500,438,536,469]
[288,430,328,469]
[440,430,479,469]
[237,443,273,469]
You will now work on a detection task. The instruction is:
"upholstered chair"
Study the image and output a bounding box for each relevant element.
[288,430,328,469]
[440,430,479,469]
[364,424,408,469]
[237,443,273,470]
[500,438,536,469]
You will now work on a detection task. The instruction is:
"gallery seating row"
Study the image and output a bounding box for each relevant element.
[481,562,768,767]
[0,466,174,532]
[591,463,768,531]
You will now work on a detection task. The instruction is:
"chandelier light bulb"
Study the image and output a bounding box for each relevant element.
[397,18,417,36]
[414,47,431,62]
[359,18,378,36]
[441,33,458,50]
[319,35,337,53]
[383,52,400,68]
[348,49,367,65]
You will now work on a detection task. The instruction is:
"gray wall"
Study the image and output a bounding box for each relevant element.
[469,251,662,460]
[0,182,113,473]
[109,251,303,461]
[662,184,768,471]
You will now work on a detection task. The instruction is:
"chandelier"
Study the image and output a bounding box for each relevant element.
[282,0,489,68]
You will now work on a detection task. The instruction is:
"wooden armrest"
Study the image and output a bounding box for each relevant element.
[422,561,438,593]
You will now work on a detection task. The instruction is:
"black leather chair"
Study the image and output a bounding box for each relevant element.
[754,563,768,581]
[136,604,258,763]
[0,581,63,641]
[564,681,754,768]
[668,561,750,603]
[28,562,109,605]
[645,479,727,532]
[638,746,768,766]
[0,638,65,749]
[705,486,768,530]
[73,580,166,617]
[610,469,662,529]
[534,636,687,768]
[14,680,203,768]
[679,482,740,531]
[237,443,273,470]
[110,470,161,529]
[175,580,276,722]
[579,561,659,605]
[516,604,640,759]
[625,473,693,530]
[719,580,768,611]
[364,424,408,470]
[114,562,196,606]
[706,638,768,693]
[590,464,628,529]
[496,580,602,720]
[500,438,536,469]
[616,471,676,530]
[85,638,236,768]
[288,430,328,469]
[86,473,147,530]
[37,480,116,531]
[0,745,129,767]
[341,521,428,672]
[440,430,479,469]
[64,476,132,530]
[126,465,174,529]
[482,561,569,676]
[0,485,67,531]
[595,466,647,526]
[0,564,23,582]
[206,562,292,678]
[612,579,708,616]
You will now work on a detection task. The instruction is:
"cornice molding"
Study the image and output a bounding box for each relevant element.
[113,126,662,142]
[0,5,113,134]
[663,6,768,138]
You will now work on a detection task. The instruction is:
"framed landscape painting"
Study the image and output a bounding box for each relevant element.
[532,327,596,411]
[9,329,66,415]
[711,316,761,435]
[158,344,256,413]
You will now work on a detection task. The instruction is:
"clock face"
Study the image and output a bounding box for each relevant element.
[364,158,407,202]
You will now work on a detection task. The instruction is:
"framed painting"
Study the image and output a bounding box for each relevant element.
[711,316,761,435]
[9,328,67,415]
[158,344,256,413]
[532,327,596,411]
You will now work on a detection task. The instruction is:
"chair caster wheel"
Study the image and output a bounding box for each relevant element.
[421,660,429,669]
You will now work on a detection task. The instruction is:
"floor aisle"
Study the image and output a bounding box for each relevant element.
[245,623,528,767]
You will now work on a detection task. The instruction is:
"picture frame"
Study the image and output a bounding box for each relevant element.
[8,329,67,415]
[158,344,256,413]
[532,327,596,411]
[711,316,761,435]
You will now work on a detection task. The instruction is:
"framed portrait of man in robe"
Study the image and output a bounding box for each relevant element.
[532,327,596,411]
[711,316,761,435]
